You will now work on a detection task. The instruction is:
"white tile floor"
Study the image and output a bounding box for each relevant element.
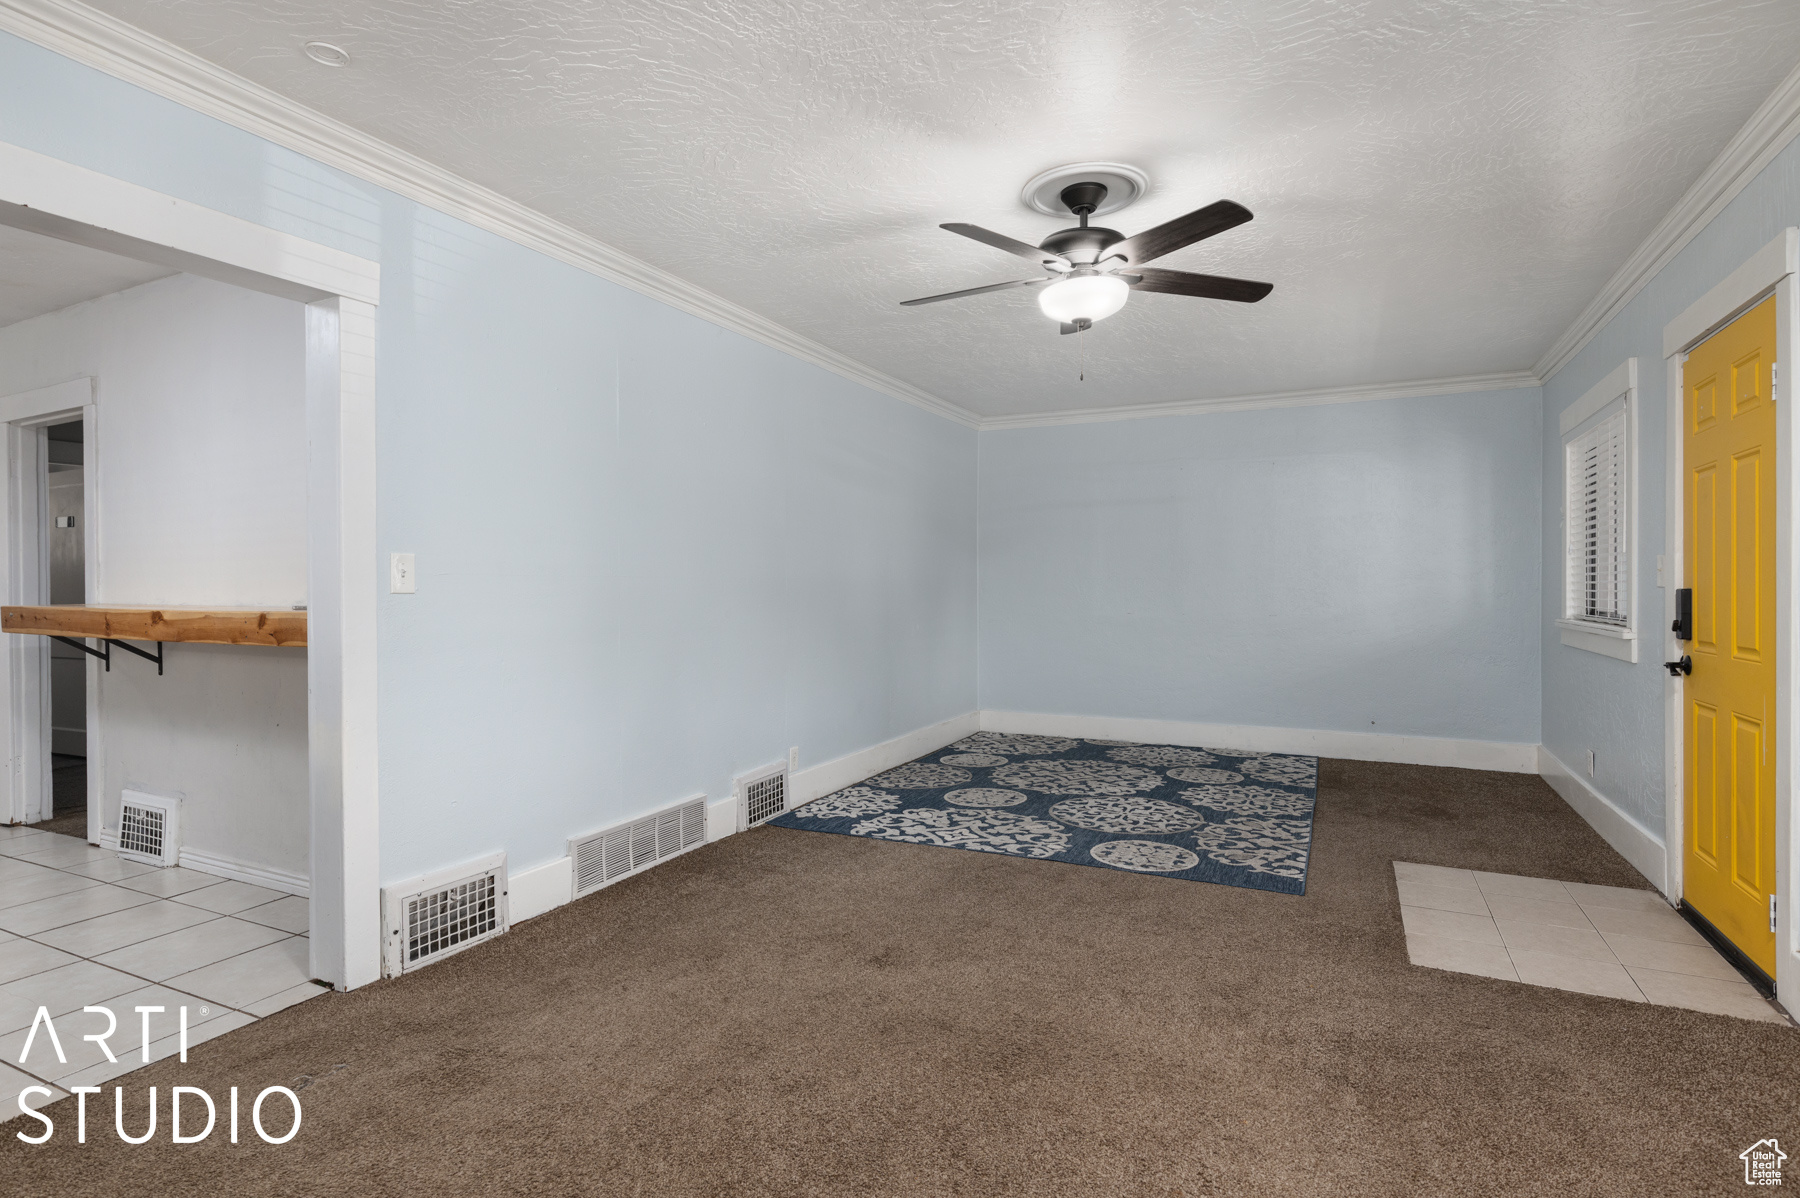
[0,824,328,1122]
[1397,861,1791,1024]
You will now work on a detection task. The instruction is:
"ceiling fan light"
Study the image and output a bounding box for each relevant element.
[1038,274,1129,324]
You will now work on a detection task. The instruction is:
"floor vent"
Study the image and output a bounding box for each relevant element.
[117,790,179,867]
[382,852,509,977]
[570,794,707,900]
[736,762,789,831]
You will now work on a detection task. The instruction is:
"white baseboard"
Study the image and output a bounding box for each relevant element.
[705,797,736,842]
[977,710,1539,773]
[508,856,572,924]
[789,710,981,805]
[173,846,309,897]
[497,711,982,923]
[1537,746,1668,893]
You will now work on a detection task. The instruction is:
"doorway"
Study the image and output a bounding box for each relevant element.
[39,418,86,839]
[1680,295,1778,981]
[0,139,381,988]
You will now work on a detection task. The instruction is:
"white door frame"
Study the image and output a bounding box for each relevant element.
[0,378,94,828]
[0,140,383,991]
[1660,226,1798,1014]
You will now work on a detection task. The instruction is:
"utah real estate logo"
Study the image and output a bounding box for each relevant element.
[1742,1138,1786,1186]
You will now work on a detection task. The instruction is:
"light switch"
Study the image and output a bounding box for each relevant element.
[53,516,74,528]
[390,552,416,594]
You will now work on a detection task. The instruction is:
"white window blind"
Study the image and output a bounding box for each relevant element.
[1566,406,1628,626]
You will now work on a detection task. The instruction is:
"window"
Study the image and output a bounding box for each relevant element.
[1566,405,1628,625]
[1558,359,1636,662]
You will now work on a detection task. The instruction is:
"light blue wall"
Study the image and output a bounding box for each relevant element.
[0,32,978,882]
[1541,133,1800,835]
[978,389,1545,744]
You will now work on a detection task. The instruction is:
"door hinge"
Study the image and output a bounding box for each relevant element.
[1773,362,1779,404]
[1772,894,1779,933]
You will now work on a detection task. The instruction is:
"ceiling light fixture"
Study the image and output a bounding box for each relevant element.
[901,177,1271,335]
[304,41,350,67]
[1038,272,1129,326]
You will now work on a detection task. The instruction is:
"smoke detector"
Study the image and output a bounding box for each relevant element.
[304,41,350,67]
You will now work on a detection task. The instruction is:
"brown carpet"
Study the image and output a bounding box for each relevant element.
[6,760,1795,1196]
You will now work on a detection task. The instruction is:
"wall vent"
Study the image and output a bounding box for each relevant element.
[116,790,180,867]
[381,852,509,977]
[736,762,789,831]
[569,794,707,900]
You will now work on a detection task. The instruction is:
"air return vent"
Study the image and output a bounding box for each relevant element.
[117,790,180,867]
[381,852,509,977]
[736,762,788,831]
[569,794,707,900]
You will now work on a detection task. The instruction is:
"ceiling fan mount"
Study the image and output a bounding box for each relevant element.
[1039,183,1126,264]
[901,175,1272,333]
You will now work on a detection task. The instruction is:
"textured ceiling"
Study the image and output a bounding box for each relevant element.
[81,0,1800,417]
[0,223,174,328]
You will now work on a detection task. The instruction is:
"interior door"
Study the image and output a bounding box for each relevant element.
[1683,293,1778,976]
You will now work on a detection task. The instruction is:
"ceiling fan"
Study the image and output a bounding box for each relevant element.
[900,181,1272,333]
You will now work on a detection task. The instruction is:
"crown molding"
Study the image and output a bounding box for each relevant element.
[1535,56,1800,384]
[976,369,1541,431]
[0,0,982,429]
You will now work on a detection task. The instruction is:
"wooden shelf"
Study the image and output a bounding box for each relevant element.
[1,605,306,647]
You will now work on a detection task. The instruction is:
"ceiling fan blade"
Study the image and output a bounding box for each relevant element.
[1129,267,1272,303]
[899,278,1049,306]
[1112,200,1254,266]
[941,223,1069,267]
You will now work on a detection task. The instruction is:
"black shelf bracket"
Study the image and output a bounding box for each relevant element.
[50,636,163,675]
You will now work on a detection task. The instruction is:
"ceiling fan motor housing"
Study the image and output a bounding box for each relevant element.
[1039,225,1126,265]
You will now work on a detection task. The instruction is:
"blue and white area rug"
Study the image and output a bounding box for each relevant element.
[768,733,1317,895]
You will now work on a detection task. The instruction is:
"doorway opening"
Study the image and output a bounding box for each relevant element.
[39,418,85,839]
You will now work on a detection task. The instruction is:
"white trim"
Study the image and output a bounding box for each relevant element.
[1558,361,1639,661]
[306,295,381,991]
[1536,746,1667,894]
[0,377,90,426]
[1662,228,1798,360]
[1660,233,1798,1013]
[976,371,1541,431]
[0,140,377,305]
[704,797,736,843]
[490,713,987,923]
[788,710,981,805]
[0,378,90,827]
[977,710,1538,773]
[1559,358,1635,435]
[507,856,572,924]
[1539,57,1800,381]
[1557,623,1638,663]
[0,2,979,430]
[174,846,309,898]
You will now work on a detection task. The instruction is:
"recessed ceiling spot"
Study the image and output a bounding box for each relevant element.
[304,41,350,67]
[1021,163,1148,217]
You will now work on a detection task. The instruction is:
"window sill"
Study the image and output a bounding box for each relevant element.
[1557,619,1638,663]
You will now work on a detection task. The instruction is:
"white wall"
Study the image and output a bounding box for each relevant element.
[0,272,309,883]
[978,388,1545,752]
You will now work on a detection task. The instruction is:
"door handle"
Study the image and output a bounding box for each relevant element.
[1672,588,1692,641]
[1665,655,1692,677]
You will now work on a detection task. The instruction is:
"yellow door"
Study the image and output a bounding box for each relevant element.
[1684,294,1778,976]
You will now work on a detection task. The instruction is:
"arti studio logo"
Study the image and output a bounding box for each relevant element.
[13,1003,301,1146]
[1743,1138,1787,1187]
